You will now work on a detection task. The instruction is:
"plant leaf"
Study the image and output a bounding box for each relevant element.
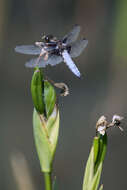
[82,147,94,190]
[47,106,60,156]
[44,81,56,119]
[88,162,102,190]
[33,106,59,172]
[95,134,107,173]
[33,109,52,172]
[99,133,107,163]
[98,184,103,190]
[31,68,45,114]
[93,137,99,164]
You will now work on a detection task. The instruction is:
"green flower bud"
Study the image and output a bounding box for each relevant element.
[31,68,45,114]
[31,67,56,118]
[31,68,59,172]
[44,81,56,119]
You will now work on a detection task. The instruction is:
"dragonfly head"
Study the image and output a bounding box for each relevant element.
[45,35,54,43]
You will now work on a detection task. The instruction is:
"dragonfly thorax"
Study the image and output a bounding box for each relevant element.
[52,41,71,56]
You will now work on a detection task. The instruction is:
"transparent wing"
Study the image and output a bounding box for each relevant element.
[62,25,81,45]
[48,54,63,66]
[25,54,63,68]
[15,45,42,55]
[62,50,81,77]
[70,39,88,58]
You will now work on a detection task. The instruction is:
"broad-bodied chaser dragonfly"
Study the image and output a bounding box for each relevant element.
[15,25,88,77]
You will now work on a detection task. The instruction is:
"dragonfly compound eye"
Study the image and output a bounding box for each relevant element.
[45,35,54,42]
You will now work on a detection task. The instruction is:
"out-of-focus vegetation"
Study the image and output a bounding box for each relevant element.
[113,0,127,61]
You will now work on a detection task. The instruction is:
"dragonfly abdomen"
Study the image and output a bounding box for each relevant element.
[62,50,81,77]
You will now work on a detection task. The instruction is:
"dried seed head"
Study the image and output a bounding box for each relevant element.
[96,116,108,135]
[111,115,124,131]
[112,115,123,124]
[96,114,124,135]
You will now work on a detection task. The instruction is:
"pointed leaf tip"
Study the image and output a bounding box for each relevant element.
[31,68,45,114]
[44,81,56,118]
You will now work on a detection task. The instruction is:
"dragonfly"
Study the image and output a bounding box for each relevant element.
[15,25,88,77]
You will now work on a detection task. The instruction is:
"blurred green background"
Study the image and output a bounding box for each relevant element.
[1,0,127,189]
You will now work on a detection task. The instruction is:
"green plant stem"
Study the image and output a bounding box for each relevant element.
[44,172,52,190]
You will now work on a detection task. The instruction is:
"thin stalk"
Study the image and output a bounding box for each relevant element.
[44,172,52,190]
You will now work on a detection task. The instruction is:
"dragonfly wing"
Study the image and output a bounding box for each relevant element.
[62,50,81,77]
[25,54,63,68]
[47,54,63,66]
[63,25,80,45]
[70,39,88,58]
[15,45,41,55]
[25,57,47,68]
